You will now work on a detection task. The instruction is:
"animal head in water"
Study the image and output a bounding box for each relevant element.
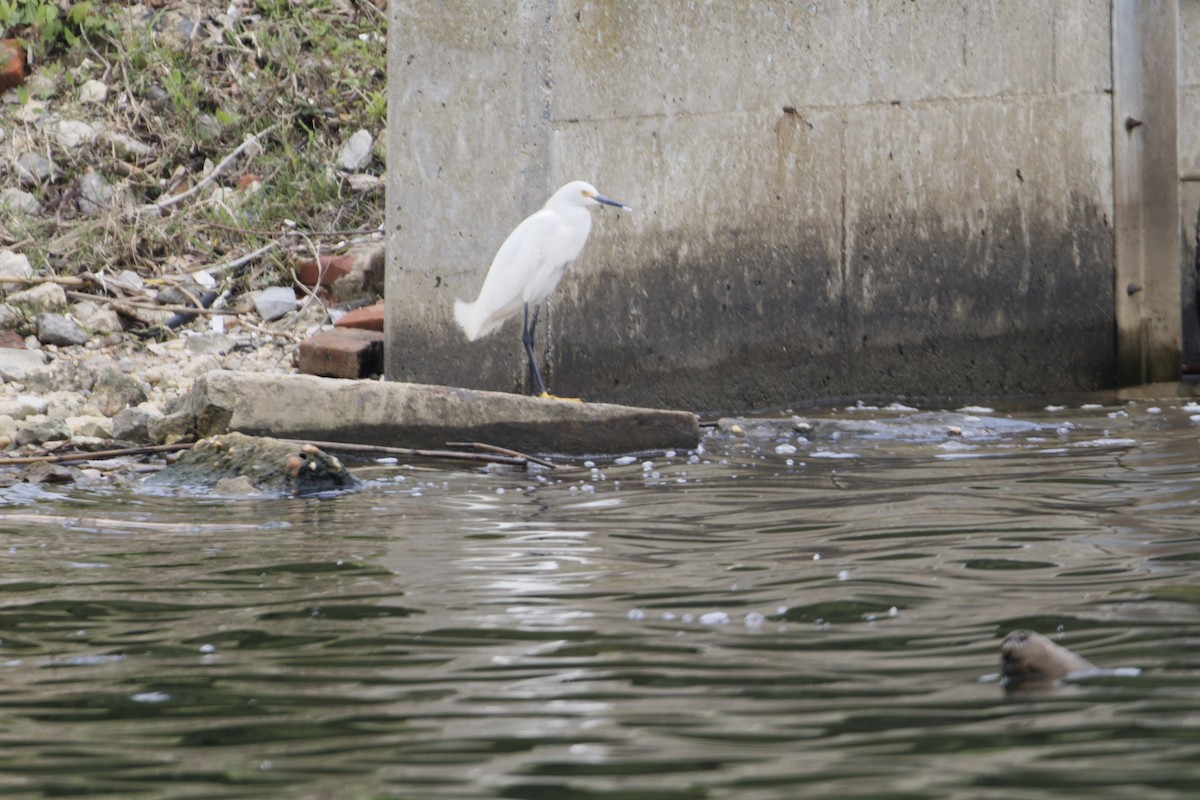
[1000,629,1095,692]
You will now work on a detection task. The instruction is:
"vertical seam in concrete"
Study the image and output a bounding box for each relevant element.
[838,114,848,302]
[959,1,969,72]
[518,0,554,205]
[1050,2,1058,91]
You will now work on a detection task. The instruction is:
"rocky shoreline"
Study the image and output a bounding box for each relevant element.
[0,242,386,483]
[0,306,293,470]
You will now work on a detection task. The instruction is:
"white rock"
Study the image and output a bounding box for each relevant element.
[183,333,236,355]
[78,171,128,215]
[14,152,55,186]
[346,173,383,193]
[0,188,40,215]
[54,120,98,149]
[8,282,67,313]
[73,301,122,334]
[16,415,71,447]
[336,129,374,172]
[79,79,108,104]
[112,406,157,441]
[97,130,153,160]
[117,270,145,290]
[45,390,87,418]
[0,251,33,282]
[67,415,114,439]
[0,350,44,382]
[252,286,299,321]
[0,396,46,419]
[181,353,222,378]
[143,365,175,387]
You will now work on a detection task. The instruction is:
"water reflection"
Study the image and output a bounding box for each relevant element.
[0,398,1197,797]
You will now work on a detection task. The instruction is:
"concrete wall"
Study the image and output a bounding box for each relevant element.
[387,1,1122,412]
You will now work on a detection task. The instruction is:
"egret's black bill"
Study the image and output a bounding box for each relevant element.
[595,194,633,211]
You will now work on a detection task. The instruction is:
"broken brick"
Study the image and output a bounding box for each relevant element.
[295,254,355,287]
[0,40,24,92]
[297,328,384,379]
[334,302,384,332]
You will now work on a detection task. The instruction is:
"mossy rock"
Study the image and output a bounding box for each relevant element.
[146,432,361,496]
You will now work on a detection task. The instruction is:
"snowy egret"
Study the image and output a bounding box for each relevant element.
[454,180,631,398]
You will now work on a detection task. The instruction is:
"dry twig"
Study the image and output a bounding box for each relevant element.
[0,275,91,288]
[287,439,563,470]
[64,290,236,316]
[0,443,193,467]
[445,441,561,470]
[129,124,279,220]
[0,512,262,533]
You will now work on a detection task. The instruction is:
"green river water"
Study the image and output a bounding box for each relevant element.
[0,393,1197,799]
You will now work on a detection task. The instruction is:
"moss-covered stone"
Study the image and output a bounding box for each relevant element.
[146,432,361,496]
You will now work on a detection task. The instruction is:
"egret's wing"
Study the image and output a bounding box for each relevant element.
[474,209,563,324]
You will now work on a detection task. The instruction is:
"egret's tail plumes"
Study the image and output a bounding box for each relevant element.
[454,298,483,342]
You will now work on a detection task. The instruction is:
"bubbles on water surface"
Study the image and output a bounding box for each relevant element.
[131,692,171,703]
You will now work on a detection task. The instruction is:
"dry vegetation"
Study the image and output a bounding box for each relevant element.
[0,0,387,294]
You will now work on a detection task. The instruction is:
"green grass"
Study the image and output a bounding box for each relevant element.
[0,1,386,291]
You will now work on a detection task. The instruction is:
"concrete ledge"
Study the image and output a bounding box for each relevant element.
[188,370,699,456]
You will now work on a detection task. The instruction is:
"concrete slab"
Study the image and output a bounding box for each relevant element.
[189,370,699,456]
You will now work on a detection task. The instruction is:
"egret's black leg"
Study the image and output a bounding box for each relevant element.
[522,303,547,396]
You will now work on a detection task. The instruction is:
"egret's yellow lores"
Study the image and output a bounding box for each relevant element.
[454,180,631,398]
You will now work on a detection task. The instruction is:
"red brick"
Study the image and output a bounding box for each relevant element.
[295,255,355,287]
[0,40,24,91]
[298,328,384,379]
[334,302,384,331]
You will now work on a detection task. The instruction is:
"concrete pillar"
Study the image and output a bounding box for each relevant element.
[1178,0,1200,365]
[1112,0,1181,384]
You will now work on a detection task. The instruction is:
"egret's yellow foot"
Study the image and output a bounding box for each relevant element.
[538,392,582,402]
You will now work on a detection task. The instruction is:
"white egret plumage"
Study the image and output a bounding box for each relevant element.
[454,180,631,398]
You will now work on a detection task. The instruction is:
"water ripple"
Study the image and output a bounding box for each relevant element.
[0,403,1196,797]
